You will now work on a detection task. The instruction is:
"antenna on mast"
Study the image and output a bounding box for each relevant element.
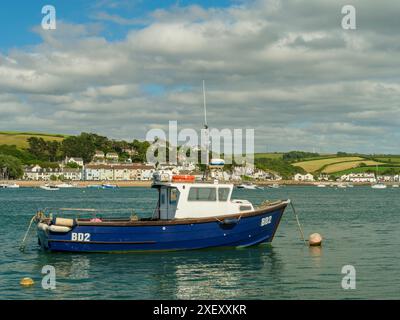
[203,80,208,129]
[202,80,210,180]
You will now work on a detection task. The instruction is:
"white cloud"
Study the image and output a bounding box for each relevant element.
[0,0,399,153]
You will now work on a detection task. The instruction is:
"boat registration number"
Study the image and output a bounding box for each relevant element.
[260,216,272,226]
[71,232,91,242]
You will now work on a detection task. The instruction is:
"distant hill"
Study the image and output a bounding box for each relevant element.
[0,131,68,149]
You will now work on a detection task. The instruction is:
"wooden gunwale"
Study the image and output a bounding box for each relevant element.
[74,201,289,227]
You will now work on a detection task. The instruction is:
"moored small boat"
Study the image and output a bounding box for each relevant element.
[40,184,60,191]
[236,183,258,190]
[102,184,118,189]
[56,183,75,188]
[371,183,387,189]
[33,174,290,253]
[0,183,20,189]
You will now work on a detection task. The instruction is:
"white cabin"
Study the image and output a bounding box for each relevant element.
[152,181,255,220]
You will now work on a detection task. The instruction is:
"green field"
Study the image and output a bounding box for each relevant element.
[294,157,365,173]
[373,157,400,164]
[321,160,383,174]
[0,132,67,149]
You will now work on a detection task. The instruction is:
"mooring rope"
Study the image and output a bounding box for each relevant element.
[19,215,36,252]
[289,200,307,246]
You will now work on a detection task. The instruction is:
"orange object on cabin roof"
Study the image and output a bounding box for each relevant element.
[172,175,196,182]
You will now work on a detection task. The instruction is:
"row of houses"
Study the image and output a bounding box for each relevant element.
[293,172,400,183]
[340,173,400,183]
[24,165,83,181]
[23,164,156,181]
[84,164,155,181]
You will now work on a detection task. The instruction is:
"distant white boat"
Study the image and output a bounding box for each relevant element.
[337,184,347,189]
[392,184,399,188]
[6,183,20,189]
[316,184,326,188]
[87,184,102,189]
[371,183,387,189]
[40,185,60,191]
[102,184,118,189]
[0,183,20,189]
[55,183,75,188]
[237,183,258,190]
[269,184,280,189]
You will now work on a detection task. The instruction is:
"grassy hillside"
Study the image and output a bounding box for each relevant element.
[0,132,67,149]
[322,160,383,174]
[294,157,364,172]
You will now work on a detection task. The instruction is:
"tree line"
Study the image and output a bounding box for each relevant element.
[0,133,151,179]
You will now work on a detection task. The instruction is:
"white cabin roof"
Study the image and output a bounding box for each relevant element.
[153,181,253,219]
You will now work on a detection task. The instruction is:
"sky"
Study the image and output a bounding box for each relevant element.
[0,0,399,154]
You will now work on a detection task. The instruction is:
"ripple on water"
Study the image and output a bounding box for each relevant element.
[0,186,399,299]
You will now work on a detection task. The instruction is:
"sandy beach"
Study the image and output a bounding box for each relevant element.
[0,180,152,188]
[1,180,389,187]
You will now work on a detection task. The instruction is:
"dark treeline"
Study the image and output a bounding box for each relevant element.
[26,133,150,164]
[0,133,151,179]
[282,151,320,162]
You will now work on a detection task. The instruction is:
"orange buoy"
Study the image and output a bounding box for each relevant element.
[172,175,195,183]
[309,233,323,246]
[20,277,35,287]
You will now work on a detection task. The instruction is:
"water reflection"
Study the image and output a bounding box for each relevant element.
[308,246,323,268]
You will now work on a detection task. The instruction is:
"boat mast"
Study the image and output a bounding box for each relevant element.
[202,80,210,180]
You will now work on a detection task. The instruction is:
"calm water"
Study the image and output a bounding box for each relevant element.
[0,186,399,300]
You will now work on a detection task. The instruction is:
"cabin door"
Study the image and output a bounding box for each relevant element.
[159,187,178,220]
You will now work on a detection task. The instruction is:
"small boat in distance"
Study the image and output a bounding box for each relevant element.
[269,184,280,189]
[56,183,75,188]
[0,183,20,189]
[87,184,102,189]
[316,184,326,188]
[236,183,258,190]
[392,184,399,188]
[371,183,387,189]
[102,184,118,189]
[40,185,60,191]
[371,165,386,189]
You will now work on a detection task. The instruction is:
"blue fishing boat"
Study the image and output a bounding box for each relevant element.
[33,174,289,253]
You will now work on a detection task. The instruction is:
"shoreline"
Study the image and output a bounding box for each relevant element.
[1,180,397,188]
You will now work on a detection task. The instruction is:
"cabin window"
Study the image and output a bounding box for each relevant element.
[188,187,216,201]
[161,193,166,205]
[218,188,230,201]
[170,188,178,205]
[240,205,252,211]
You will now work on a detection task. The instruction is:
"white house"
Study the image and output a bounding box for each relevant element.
[93,151,105,163]
[294,173,314,182]
[106,152,119,163]
[65,157,84,167]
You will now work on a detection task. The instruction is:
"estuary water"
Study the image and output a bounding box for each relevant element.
[0,186,399,300]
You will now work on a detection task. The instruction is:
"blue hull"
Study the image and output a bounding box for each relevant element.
[37,203,287,253]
